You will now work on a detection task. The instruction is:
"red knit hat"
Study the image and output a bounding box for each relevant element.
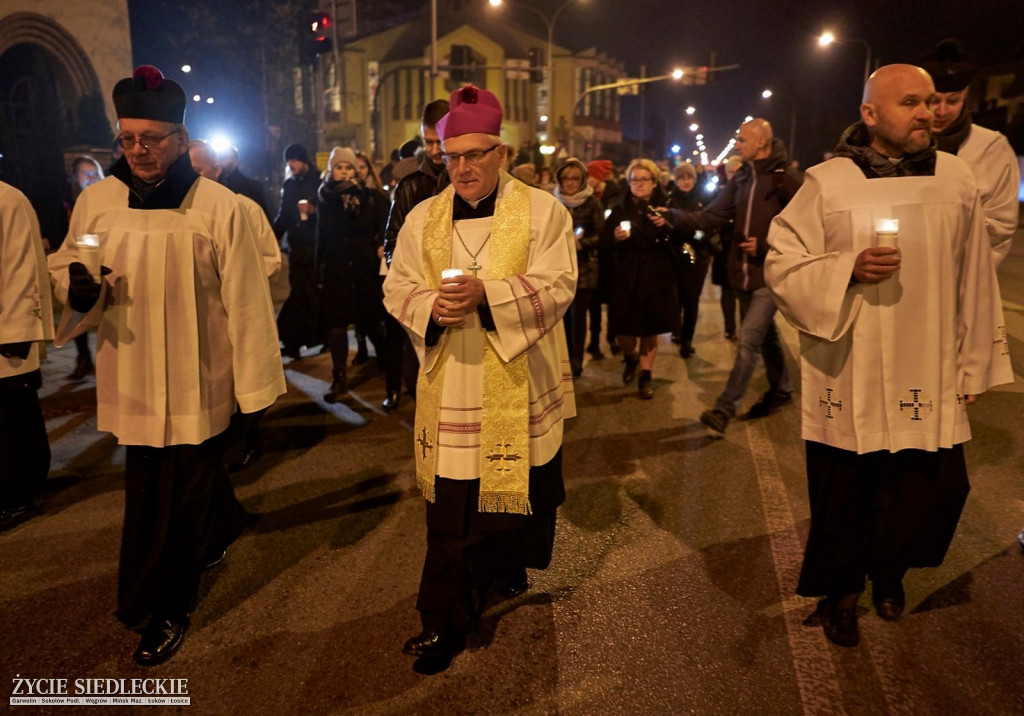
[587,159,613,182]
[436,85,503,141]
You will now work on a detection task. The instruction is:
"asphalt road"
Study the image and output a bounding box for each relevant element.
[3,224,1023,715]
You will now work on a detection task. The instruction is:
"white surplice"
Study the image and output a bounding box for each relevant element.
[48,176,286,447]
[955,124,1021,265]
[765,152,1013,454]
[383,173,577,479]
[0,182,54,379]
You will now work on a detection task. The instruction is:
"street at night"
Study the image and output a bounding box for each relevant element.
[3,227,1023,714]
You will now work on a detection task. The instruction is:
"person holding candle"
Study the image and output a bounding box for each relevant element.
[383,84,576,674]
[47,65,286,666]
[764,64,1013,648]
[0,181,54,532]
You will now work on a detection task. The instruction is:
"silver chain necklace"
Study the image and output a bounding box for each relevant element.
[452,222,491,276]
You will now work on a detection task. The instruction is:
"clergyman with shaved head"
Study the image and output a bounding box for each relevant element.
[765,64,1012,648]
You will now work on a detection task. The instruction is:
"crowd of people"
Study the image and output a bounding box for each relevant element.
[0,36,1020,676]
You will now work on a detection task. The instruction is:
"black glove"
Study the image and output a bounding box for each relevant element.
[0,341,31,359]
[67,261,104,313]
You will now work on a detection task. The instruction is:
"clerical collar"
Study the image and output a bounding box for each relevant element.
[453,186,498,220]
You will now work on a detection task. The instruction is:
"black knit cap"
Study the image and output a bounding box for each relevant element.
[919,39,978,93]
[283,143,311,164]
[112,65,186,123]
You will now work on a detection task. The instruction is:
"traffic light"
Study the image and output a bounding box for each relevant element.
[300,12,333,64]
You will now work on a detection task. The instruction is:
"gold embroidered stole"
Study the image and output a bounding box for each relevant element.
[415,179,533,514]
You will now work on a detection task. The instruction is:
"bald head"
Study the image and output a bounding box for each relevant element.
[188,140,222,181]
[736,118,773,162]
[860,64,935,158]
[863,64,934,104]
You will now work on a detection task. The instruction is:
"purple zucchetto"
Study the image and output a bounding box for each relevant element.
[436,84,503,141]
[112,65,186,124]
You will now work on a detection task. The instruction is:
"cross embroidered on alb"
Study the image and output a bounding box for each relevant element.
[818,388,843,419]
[898,389,933,421]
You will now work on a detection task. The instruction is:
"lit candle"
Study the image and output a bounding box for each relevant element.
[874,218,899,249]
[441,268,463,280]
[619,220,631,237]
[76,234,102,279]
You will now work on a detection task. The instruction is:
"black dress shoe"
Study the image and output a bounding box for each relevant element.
[133,616,189,666]
[381,390,401,412]
[872,580,905,621]
[402,630,465,658]
[817,598,859,647]
[203,549,227,570]
[497,568,529,599]
[0,504,35,532]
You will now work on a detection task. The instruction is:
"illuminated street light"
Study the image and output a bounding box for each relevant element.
[539,114,549,123]
[181,64,192,73]
[671,144,681,154]
[695,134,703,140]
[689,123,699,132]
[818,30,873,85]
[761,87,798,158]
[685,106,696,115]
[192,94,201,102]
[671,68,684,80]
[205,97,214,104]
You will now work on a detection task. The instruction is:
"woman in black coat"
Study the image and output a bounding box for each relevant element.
[554,158,605,378]
[666,162,709,358]
[317,147,389,402]
[602,158,680,399]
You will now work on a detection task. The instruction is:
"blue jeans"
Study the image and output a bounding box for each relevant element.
[714,287,792,417]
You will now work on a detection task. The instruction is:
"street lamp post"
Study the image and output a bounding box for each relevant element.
[761,89,797,160]
[488,0,585,132]
[818,31,873,85]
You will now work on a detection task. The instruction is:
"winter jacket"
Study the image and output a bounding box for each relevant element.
[670,138,802,292]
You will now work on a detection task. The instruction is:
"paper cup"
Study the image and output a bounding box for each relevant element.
[620,220,631,237]
[76,234,102,280]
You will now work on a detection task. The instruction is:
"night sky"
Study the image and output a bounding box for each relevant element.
[128,0,1024,169]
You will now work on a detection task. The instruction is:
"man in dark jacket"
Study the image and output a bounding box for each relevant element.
[379,99,450,411]
[667,119,802,434]
[273,143,321,359]
[219,146,269,220]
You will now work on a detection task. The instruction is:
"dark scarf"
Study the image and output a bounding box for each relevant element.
[934,110,972,154]
[111,152,199,209]
[833,121,937,179]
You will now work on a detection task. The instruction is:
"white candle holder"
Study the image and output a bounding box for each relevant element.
[874,218,899,249]
[76,234,102,280]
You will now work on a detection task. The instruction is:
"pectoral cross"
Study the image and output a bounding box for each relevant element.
[485,442,522,472]
[467,259,482,276]
[416,428,434,459]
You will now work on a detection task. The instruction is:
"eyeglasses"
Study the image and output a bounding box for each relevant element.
[629,177,654,185]
[115,129,179,151]
[440,144,501,166]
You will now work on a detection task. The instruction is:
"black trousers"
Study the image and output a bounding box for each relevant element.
[116,434,246,626]
[0,370,49,510]
[677,255,711,349]
[383,313,418,395]
[797,441,969,599]
[417,450,565,635]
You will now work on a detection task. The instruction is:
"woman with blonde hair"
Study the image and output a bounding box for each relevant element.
[601,158,679,399]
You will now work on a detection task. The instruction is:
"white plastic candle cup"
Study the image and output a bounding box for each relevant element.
[298,199,310,221]
[76,234,102,280]
[620,220,631,237]
[441,268,463,281]
[874,218,899,249]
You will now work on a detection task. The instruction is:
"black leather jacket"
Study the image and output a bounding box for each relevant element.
[383,156,450,266]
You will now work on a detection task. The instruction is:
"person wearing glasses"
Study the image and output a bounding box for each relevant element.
[383,84,577,675]
[381,99,451,412]
[601,158,680,399]
[47,65,285,666]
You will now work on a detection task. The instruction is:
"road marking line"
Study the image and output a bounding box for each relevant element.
[746,420,847,715]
